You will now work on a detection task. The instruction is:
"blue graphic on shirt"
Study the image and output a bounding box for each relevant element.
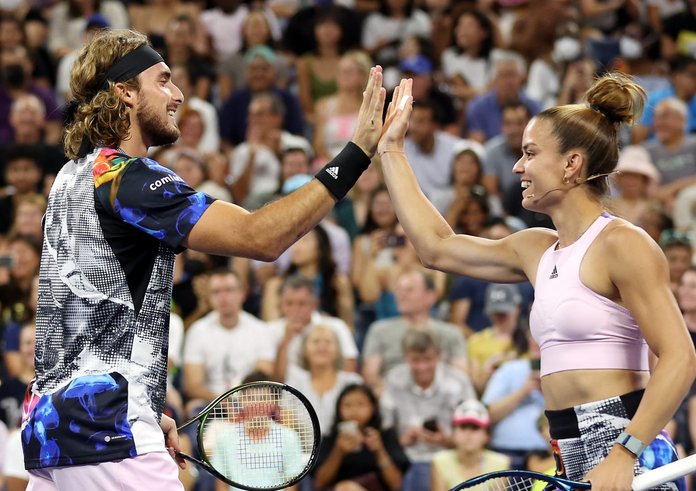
[62,374,120,420]
[95,153,215,251]
[23,373,135,468]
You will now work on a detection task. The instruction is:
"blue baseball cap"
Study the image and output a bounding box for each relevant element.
[400,55,432,75]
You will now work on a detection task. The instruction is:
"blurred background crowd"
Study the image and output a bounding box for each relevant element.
[0,0,695,489]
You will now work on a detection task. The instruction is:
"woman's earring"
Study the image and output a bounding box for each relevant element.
[562,176,570,185]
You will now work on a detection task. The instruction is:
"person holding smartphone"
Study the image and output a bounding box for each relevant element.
[313,384,410,491]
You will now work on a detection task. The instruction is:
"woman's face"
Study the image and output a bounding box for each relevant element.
[179,112,205,146]
[10,240,39,282]
[370,191,397,229]
[459,199,487,236]
[665,244,693,284]
[356,165,382,195]
[20,325,35,368]
[175,156,205,188]
[339,390,374,427]
[291,230,319,266]
[14,202,44,237]
[314,19,342,48]
[305,326,339,368]
[243,12,271,46]
[336,57,366,92]
[678,270,696,313]
[452,154,480,186]
[614,172,648,200]
[513,118,567,212]
[455,14,485,51]
[452,424,489,453]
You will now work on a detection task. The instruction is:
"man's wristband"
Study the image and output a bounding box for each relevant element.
[314,142,371,201]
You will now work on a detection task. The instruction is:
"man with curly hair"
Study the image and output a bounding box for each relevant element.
[21,28,386,490]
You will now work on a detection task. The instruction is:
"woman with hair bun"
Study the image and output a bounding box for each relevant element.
[377,72,696,490]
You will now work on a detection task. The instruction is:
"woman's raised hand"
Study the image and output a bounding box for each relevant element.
[378,78,413,156]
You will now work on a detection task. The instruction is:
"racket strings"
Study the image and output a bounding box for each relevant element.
[463,476,555,491]
[201,386,317,489]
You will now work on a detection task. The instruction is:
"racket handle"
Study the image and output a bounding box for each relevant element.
[632,454,696,490]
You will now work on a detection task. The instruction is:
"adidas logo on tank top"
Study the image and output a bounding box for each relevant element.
[549,266,558,279]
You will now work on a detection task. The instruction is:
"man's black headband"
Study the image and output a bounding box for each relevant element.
[98,44,164,90]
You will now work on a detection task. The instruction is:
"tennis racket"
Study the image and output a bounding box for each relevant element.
[450,454,696,490]
[176,381,321,490]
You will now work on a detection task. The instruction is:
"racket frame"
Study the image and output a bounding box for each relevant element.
[450,452,696,491]
[176,381,321,491]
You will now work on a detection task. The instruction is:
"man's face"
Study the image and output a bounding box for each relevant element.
[134,62,184,148]
[395,273,434,317]
[208,273,245,317]
[501,106,528,151]
[281,151,310,180]
[246,58,275,92]
[248,97,281,132]
[654,104,686,143]
[673,63,696,100]
[280,287,317,326]
[405,347,439,387]
[408,106,436,145]
[494,61,523,101]
[5,158,41,194]
[10,97,45,135]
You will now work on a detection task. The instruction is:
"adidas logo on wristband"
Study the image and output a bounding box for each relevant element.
[326,167,339,179]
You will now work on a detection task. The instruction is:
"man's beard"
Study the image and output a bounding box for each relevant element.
[136,101,180,148]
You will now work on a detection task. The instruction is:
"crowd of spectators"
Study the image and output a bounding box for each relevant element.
[1,0,696,490]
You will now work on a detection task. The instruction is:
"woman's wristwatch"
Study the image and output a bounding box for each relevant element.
[615,431,646,457]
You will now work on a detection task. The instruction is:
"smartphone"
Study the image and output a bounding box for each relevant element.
[422,418,439,432]
[338,420,359,435]
[384,234,406,248]
[529,358,541,371]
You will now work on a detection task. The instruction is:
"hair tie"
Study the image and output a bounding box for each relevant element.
[589,103,621,124]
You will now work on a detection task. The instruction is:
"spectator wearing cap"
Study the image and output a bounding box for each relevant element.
[219,45,305,147]
[641,97,696,210]
[465,50,541,144]
[380,329,476,491]
[47,0,129,59]
[634,56,696,143]
[402,99,484,199]
[467,283,526,395]
[386,55,458,133]
[607,146,660,225]
[431,399,510,491]
[227,91,312,204]
[481,333,548,469]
